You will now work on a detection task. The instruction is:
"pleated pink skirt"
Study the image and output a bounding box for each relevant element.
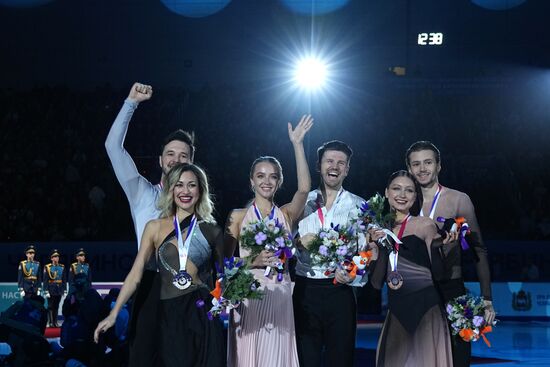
[227,271,299,367]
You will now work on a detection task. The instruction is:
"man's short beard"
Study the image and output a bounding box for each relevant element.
[321,177,343,191]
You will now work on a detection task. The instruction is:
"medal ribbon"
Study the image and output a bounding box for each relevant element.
[420,184,442,219]
[174,214,197,272]
[389,214,410,273]
[316,188,345,229]
[253,202,275,221]
[316,200,325,228]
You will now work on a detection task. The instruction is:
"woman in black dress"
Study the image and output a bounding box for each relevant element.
[370,170,456,367]
[94,163,224,367]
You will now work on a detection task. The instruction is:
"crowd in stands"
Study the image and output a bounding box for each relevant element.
[0,82,549,244]
[0,274,128,366]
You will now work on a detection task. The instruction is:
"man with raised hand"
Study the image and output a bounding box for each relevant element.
[105,82,195,245]
[293,140,367,367]
[105,82,195,367]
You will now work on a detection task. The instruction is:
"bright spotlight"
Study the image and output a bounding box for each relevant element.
[294,58,327,90]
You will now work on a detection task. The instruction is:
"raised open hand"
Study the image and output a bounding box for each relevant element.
[288,114,314,145]
[127,82,153,103]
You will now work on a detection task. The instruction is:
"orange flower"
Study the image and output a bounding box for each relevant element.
[459,328,475,342]
[210,279,222,299]
[455,217,467,227]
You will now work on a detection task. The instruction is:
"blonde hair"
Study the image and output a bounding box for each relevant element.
[157,163,216,223]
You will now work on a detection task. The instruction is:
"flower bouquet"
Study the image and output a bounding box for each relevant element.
[446,294,497,347]
[352,193,397,253]
[203,257,263,320]
[307,224,370,283]
[240,217,295,281]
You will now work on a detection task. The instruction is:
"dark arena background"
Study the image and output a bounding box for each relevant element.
[0,0,549,366]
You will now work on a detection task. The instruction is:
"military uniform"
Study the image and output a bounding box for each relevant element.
[69,248,92,293]
[17,245,41,299]
[43,249,66,327]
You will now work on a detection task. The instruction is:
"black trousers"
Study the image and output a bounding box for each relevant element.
[22,288,38,299]
[451,331,472,367]
[293,276,356,367]
[47,295,61,312]
[47,295,61,325]
[437,278,471,367]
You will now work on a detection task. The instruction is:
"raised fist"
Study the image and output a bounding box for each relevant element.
[128,82,153,103]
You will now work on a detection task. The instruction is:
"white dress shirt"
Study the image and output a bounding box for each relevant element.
[296,188,366,283]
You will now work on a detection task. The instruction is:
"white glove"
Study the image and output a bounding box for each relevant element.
[19,290,25,298]
[37,289,41,296]
[44,291,50,298]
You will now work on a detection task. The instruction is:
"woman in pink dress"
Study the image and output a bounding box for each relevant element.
[224,115,313,367]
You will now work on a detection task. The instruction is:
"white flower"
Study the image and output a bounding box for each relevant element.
[265,219,277,229]
[372,194,384,205]
[328,229,339,238]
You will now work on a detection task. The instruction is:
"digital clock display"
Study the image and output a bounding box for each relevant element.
[417,33,444,46]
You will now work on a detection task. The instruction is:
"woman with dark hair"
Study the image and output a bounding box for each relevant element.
[94,163,224,367]
[370,170,456,367]
[224,115,313,367]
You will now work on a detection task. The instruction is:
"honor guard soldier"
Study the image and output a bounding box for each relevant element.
[43,249,67,327]
[18,245,42,299]
[69,248,92,292]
